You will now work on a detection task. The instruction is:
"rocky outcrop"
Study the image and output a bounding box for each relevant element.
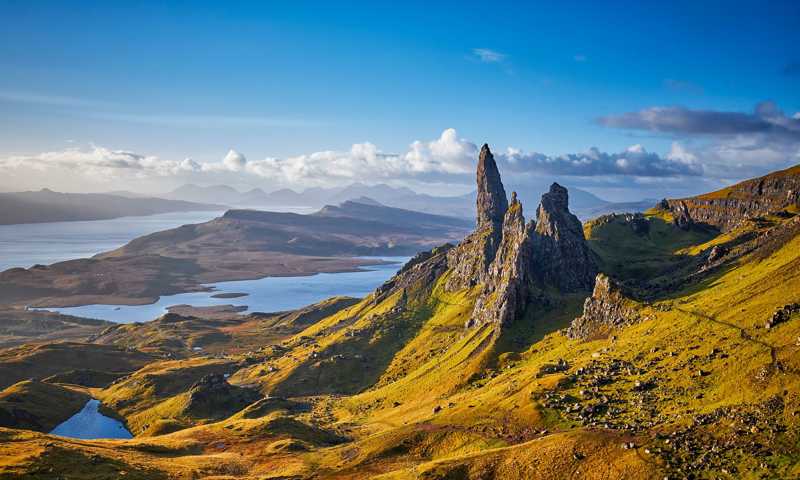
[465,184,598,328]
[184,373,261,417]
[470,194,535,327]
[436,145,600,328]
[531,183,598,292]
[445,145,508,290]
[765,303,799,330]
[373,244,452,304]
[664,164,800,232]
[567,273,640,340]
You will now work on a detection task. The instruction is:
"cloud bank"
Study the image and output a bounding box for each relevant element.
[598,101,800,178]
[2,102,797,198]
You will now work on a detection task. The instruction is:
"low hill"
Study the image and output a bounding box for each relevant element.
[0,342,154,390]
[0,200,470,307]
[0,189,224,225]
[104,200,471,259]
[0,380,89,432]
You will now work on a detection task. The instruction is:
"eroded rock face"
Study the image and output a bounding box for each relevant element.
[470,194,535,327]
[443,147,598,328]
[567,273,640,340]
[665,165,800,232]
[531,183,598,292]
[476,144,509,229]
[445,145,508,291]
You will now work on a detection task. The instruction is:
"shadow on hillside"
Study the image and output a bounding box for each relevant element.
[492,293,587,359]
[271,305,432,398]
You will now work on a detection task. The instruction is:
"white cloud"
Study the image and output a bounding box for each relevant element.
[222,150,247,171]
[0,91,116,109]
[2,125,792,196]
[0,145,199,180]
[472,48,506,63]
[600,102,800,179]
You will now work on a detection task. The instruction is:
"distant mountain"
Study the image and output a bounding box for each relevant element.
[0,199,474,306]
[163,182,652,221]
[165,184,242,204]
[0,189,225,226]
[314,200,473,231]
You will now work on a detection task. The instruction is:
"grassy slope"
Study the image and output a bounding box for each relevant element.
[0,380,89,432]
[0,342,154,390]
[1,205,799,479]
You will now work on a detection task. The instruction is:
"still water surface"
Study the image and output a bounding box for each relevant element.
[0,207,316,272]
[40,257,408,323]
[49,399,133,440]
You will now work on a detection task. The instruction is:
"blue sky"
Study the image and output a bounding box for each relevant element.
[1,1,798,200]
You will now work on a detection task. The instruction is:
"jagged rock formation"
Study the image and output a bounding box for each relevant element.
[663,164,800,232]
[470,194,535,327]
[448,147,598,328]
[445,145,508,290]
[567,273,640,340]
[531,183,598,292]
[590,212,650,235]
[764,303,799,330]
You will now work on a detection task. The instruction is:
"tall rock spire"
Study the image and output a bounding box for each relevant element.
[476,144,508,228]
[445,144,509,291]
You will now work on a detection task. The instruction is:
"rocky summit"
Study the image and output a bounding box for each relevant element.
[475,143,509,229]
[445,144,509,291]
[457,152,598,328]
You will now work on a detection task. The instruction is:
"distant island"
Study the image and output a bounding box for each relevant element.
[0,199,473,307]
[0,189,225,225]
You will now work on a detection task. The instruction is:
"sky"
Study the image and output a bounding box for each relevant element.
[0,0,798,201]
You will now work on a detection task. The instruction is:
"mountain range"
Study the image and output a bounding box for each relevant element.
[162,182,655,220]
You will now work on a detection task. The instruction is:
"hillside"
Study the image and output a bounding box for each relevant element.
[0,189,224,225]
[0,148,798,478]
[663,163,800,231]
[0,200,470,307]
[106,200,470,259]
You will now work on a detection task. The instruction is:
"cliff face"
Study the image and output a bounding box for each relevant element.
[445,145,508,291]
[531,183,598,292]
[446,146,598,329]
[665,164,800,232]
[470,194,535,327]
[476,144,509,229]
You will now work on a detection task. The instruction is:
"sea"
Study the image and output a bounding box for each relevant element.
[1,210,407,323]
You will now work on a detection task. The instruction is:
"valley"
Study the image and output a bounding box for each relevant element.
[0,146,798,478]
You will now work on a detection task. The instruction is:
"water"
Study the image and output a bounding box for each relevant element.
[49,399,132,440]
[0,211,224,272]
[0,206,316,272]
[40,257,409,323]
